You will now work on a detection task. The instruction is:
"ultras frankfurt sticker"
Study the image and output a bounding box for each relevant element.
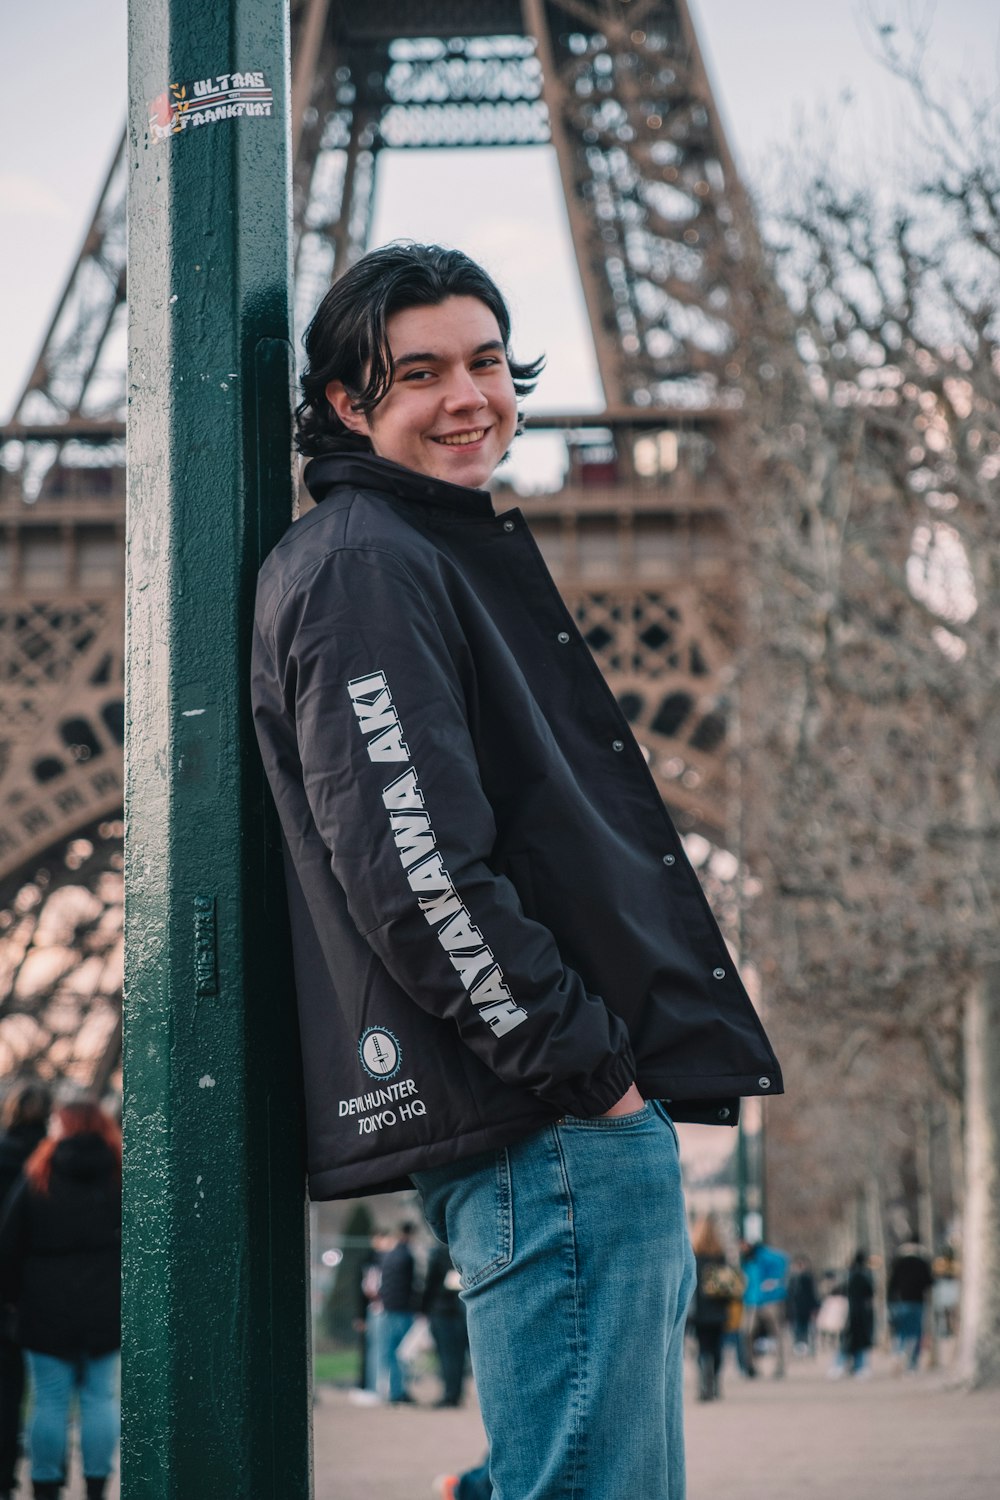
[359,1027,402,1080]
[148,70,275,143]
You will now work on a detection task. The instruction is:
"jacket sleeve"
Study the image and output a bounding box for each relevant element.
[258,545,635,1116]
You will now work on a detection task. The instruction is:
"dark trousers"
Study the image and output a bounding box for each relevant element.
[694,1324,724,1399]
[0,1332,25,1490]
[429,1314,467,1406]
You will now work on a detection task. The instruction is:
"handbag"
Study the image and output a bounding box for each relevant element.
[701,1263,745,1301]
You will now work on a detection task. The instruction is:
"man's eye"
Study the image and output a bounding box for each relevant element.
[473,357,501,369]
[402,370,434,381]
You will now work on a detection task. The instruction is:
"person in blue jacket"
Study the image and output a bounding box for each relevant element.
[740,1239,790,1378]
[253,243,782,1500]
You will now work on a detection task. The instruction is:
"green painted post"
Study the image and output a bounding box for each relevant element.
[124,1,310,1495]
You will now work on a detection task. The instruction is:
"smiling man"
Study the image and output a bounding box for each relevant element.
[251,244,782,1500]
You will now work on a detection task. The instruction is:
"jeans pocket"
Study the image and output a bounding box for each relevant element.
[651,1098,681,1149]
[560,1102,654,1129]
[413,1148,514,1291]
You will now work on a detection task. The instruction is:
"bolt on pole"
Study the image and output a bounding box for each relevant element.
[124,0,311,1494]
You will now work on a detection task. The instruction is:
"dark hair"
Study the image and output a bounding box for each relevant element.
[1,1080,51,1132]
[295,243,544,458]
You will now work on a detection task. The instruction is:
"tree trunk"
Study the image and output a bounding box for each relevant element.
[917,1104,938,1367]
[956,966,1000,1387]
[866,1173,889,1350]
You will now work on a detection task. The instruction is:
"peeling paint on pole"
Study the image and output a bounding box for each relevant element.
[125,0,310,1494]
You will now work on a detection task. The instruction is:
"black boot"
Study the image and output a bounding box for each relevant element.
[85,1480,108,1500]
[697,1351,716,1401]
[32,1483,61,1500]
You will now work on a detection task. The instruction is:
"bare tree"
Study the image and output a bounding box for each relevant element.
[738,55,1000,1384]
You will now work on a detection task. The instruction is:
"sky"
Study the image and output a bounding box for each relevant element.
[2,0,998,426]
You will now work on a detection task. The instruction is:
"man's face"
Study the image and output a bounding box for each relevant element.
[327,296,519,488]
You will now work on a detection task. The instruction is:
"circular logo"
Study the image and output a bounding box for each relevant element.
[359,1027,401,1080]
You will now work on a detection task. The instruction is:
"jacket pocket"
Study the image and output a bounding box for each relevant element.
[412,1148,513,1291]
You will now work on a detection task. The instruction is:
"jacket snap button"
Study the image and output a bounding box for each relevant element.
[502,520,515,532]
[759,1076,771,1089]
[718,1107,731,1120]
[662,854,676,866]
[611,739,624,752]
[712,967,726,979]
[557,631,570,644]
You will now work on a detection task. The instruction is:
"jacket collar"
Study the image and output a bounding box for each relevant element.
[303,452,496,519]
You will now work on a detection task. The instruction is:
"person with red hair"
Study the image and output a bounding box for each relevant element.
[0,1099,121,1500]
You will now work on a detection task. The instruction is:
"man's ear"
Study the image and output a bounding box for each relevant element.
[325,380,369,435]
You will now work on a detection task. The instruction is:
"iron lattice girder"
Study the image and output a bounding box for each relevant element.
[293,0,754,404]
[12,140,128,428]
[10,0,758,426]
[314,0,528,41]
[1,0,760,901]
[532,0,753,406]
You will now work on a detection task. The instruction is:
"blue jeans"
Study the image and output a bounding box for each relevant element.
[890,1301,924,1369]
[377,1310,414,1401]
[365,1308,383,1391]
[25,1350,120,1484]
[414,1102,695,1500]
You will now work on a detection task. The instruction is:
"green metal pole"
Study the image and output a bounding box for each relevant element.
[758,1101,768,1243]
[736,1117,748,1241]
[124,2,310,1495]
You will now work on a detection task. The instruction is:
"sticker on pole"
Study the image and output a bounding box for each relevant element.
[148,70,275,143]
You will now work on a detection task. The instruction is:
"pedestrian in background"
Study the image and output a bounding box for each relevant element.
[931,1245,960,1340]
[829,1250,874,1378]
[689,1215,742,1401]
[0,1081,52,1500]
[0,1099,121,1500]
[888,1239,934,1373]
[739,1239,789,1378]
[377,1221,418,1404]
[722,1286,746,1376]
[422,1243,468,1408]
[815,1274,849,1354]
[352,1228,383,1399]
[786,1254,820,1355]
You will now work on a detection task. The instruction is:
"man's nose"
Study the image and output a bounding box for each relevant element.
[443,369,488,411]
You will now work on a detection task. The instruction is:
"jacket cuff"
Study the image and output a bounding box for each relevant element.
[541,1046,637,1118]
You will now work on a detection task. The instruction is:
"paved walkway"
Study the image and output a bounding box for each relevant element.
[313,1350,1000,1500]
[11,1349,997,1497]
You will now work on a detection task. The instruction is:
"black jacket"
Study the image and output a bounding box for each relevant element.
[691,1253,732,1330]
[0,1134,121,1358]
[0,1122,47,1309]
[844,1265,875,1354]
[0,1124,46,1215]
[888,1249,933,1304]
[378,1241,416,1314]
[422,1244,463,1320]
[252,453,782,1198]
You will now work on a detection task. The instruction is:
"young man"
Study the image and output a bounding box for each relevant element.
[252,244,782,1499]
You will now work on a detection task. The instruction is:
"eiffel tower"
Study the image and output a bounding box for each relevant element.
[0,0,762,1088]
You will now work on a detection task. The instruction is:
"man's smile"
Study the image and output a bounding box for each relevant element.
[431,427,490,447]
